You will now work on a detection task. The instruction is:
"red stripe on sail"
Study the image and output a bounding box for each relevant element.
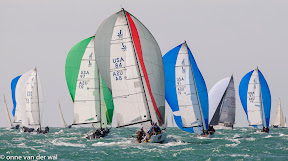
[126,12,164,124]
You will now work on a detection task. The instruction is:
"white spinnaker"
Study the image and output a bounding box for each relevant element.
[58,102,67,128]
[4,95,13,127]
[74,37,101,125]
[175,43,203,128]
[25,69,41,129]
[208,77,231,124]
[110,13,151,128]
[247,69,264,126]
[219,77,236,124]
[16,69,33,128]
[93,75,108,129]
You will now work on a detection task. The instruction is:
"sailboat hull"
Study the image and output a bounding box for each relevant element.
[148,131,167,143]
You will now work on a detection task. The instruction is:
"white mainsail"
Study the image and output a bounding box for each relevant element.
[58,102,67,128]
[3,95,13,128]
[175,43,203,129]
[247,69,265,127]
[73,37,101,125]
[110,12,151,129]
[272,99,287,127]
[92,76,108,129]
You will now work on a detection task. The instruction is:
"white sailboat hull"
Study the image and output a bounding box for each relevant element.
[148,131,167,143]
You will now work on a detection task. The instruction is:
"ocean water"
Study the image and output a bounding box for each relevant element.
[0,127,288,161]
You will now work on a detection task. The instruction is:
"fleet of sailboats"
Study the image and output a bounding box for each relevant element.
[1,9,287,142]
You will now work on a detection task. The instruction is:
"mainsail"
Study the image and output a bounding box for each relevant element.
[272,99,287,127]
[65,36,114,128]
[58,102,67,128]
[15,69,43,129]
[3,95,13,128]
[163,42,209,134]
[94,9,165,130]
[209,76,236,127]
[239,68,271,128]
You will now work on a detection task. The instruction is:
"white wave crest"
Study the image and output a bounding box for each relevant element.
[51,139,85,147]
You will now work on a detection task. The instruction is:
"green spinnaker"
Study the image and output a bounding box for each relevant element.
[65,37,93,102]
[65,36,114,125]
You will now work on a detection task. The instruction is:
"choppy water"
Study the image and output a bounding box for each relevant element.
[0,127,288,161]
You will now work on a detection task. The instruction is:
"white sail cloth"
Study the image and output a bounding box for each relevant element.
[16,69,43,129]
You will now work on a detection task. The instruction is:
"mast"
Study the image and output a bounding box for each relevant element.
[98,69,102,129]
[35,67,41,129]
[184,41,206,131]
[121,8,152,126]
[3,95,13,127]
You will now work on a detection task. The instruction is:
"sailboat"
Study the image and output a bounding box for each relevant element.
[58,101,71,128]
[239,67,271,132]
[94,9,166,143]
[65,36,114,139]
[272,99,287,128]
[15,68,47,133]
[209,76,236,129]
[163,42,209,136]
[3,95,13,128]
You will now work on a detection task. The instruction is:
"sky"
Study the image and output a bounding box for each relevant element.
[0,0,288,127]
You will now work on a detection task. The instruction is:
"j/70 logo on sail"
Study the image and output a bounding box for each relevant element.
[121,43,127,51]
[117,30,123,39]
